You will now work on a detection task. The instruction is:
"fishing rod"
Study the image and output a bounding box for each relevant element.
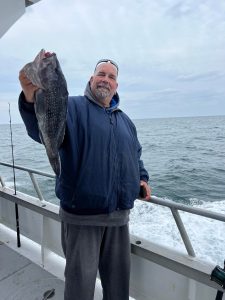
[8,103,21,248]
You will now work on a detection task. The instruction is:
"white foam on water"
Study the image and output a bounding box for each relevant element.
[130,198,225,265]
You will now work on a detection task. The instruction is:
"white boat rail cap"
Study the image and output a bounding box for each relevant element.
[0,0,41,38]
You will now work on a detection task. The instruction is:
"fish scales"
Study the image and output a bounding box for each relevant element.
[22,49,68,176]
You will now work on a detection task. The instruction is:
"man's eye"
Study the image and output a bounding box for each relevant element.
[98,73,105,77]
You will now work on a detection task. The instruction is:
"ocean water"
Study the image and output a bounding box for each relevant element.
[0,115,225,265]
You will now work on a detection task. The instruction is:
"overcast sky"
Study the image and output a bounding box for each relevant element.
[0,0,225,123]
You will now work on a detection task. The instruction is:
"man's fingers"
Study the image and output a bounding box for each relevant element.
[140,181,151,201]
[19,70,27,81]
[144,188,151,200]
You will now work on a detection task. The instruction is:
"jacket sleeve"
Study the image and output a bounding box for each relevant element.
[123,113,150,183]
[137,139,149,183]
[18,92,42,143]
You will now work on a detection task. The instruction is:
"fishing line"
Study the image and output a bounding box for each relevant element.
[8,103,21,247]
[8,103,17,194]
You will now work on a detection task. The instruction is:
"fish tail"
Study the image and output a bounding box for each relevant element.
[49,154,61,176]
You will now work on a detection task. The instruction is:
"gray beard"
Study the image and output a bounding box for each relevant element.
[94,87,111,100]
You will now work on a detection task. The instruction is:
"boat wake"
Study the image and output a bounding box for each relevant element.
[130,198,225,265]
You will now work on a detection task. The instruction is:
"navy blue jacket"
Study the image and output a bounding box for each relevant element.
[19,87,149,215]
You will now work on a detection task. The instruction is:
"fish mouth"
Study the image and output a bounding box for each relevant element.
[39,49,55,60]
[45,51,55,58]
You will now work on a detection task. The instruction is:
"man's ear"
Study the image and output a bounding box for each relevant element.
[90,76,93,84]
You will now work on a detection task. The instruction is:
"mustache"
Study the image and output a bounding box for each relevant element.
[97,83,110,90]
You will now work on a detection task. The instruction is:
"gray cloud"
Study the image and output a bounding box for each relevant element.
[165,2,194,18]
[177,71,225,82]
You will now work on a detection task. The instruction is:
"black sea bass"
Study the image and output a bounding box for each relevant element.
[22,49,68,176]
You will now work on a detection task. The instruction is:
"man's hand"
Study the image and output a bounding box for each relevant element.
[140,180,151,201]
[19,70,39,103]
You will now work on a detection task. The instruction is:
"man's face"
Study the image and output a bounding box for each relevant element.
[90,63,118,106]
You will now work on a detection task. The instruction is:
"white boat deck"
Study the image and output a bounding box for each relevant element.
[0,242,65,300]
[0,241,105,300]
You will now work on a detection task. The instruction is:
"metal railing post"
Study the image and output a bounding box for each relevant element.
[170,207,196,257]
[28,172,44,201]
[0,176,5,187]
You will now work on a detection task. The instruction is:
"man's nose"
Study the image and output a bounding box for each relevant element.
[102,75,110,82]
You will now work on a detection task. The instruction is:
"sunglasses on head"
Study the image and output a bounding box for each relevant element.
[95,59,119,73]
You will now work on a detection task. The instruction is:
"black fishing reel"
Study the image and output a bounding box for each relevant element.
[211,264,225,289]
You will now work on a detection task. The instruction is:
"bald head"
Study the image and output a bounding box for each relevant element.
[94,59,119,75]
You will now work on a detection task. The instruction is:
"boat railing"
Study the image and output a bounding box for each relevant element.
[1,161,225,258]
[0,161,55,201]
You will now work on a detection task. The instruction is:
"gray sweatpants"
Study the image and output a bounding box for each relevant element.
[61,223,131,300]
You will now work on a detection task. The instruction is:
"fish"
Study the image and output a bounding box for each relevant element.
[22,49,68,176]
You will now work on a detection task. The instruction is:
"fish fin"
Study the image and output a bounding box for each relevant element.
[38,130,45,145]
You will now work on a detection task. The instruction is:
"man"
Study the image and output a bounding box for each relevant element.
[19,59,151,300]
